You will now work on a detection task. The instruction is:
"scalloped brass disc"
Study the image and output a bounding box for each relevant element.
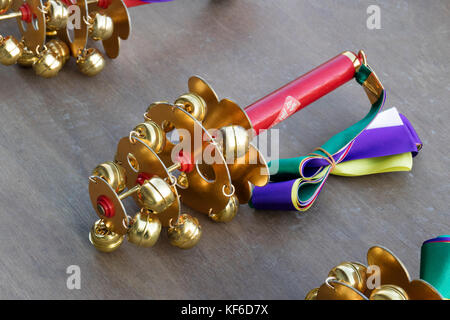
[226,143,269,203]
[146,102,233,216]
[58,0,88,57]
[188,77,269,204]
[202,98,254,136]
[95,0,130,58]
[406,279,444,300]
[115,136,180,227]
[188,76,220,109]
[12,0,46,50]
[367,246,411,289]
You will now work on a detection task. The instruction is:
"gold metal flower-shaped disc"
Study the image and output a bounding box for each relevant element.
[367,246,444,300]
[189,77,269,203]
[146,102,234,216]
[12,0,46,50]
[58,0,88,57]
[188,76,220,110]
[92,0,130,58]
[115,136,180,227]
[367,246,411,289]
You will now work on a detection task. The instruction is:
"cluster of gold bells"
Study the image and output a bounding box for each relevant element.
[89,76,269,252]
[305,246,444,300]
[0,0,130,77]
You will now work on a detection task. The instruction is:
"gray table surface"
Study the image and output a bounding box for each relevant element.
[0,0,448,299]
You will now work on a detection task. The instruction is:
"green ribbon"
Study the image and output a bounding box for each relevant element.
[420,235,450,299]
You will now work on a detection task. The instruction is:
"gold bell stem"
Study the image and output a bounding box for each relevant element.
[118,185,140,200]
[167,163,181,174]
[0,12,22,21]
[118,164,180,201]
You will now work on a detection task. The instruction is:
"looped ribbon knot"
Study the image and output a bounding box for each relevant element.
[303,147,337,180]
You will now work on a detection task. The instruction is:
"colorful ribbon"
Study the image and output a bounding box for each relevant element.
[124,0,173,8]
[421,235,450,299]
[250,65,422,211]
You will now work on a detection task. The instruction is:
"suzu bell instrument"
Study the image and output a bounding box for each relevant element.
[89,50,375,252]
[305,237,450,300]
[0,0,171,77]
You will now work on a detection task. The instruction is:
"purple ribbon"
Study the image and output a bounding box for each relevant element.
[303,113,422,170]
[423,237,450,244]
[252,180,299,211]
[251,112,422,211]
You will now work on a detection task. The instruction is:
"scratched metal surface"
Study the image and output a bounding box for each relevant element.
[0,0,448,299]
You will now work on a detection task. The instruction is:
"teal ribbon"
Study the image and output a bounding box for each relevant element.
[420,235,450,299]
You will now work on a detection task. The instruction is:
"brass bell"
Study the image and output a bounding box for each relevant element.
[218,125,250,160]
[46,39,70,65]
[0,36,23,66]
[0,0,12,14]
[174,93,207,122]
[87,12,114,41]
[209,194,239,222]
[32,48,63,78]
[132,121,166,153]
[177,172,189,189]
[45,0,69,32]
[167,214,202,249]
[369,284,409,300]
[17,46,38,68]
[92,161,126,193]
[89,219,124,252]
[147,102,176,133]
[77,48,105,76]
[305,288,319,300]
[328,262,368,293]
[127,211,162,247]
[138,177,175,213]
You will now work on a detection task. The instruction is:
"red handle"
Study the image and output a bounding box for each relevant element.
[245,51,362,134]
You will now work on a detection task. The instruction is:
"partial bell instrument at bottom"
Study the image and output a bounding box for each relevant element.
[305,246,445,300]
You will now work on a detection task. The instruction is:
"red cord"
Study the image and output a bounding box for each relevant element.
[97,0,112,9]
[19,4,33,23]
[178,151,194,173]
[60,0,76,6]
[136,172,153,185]
[97,195,115,218]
